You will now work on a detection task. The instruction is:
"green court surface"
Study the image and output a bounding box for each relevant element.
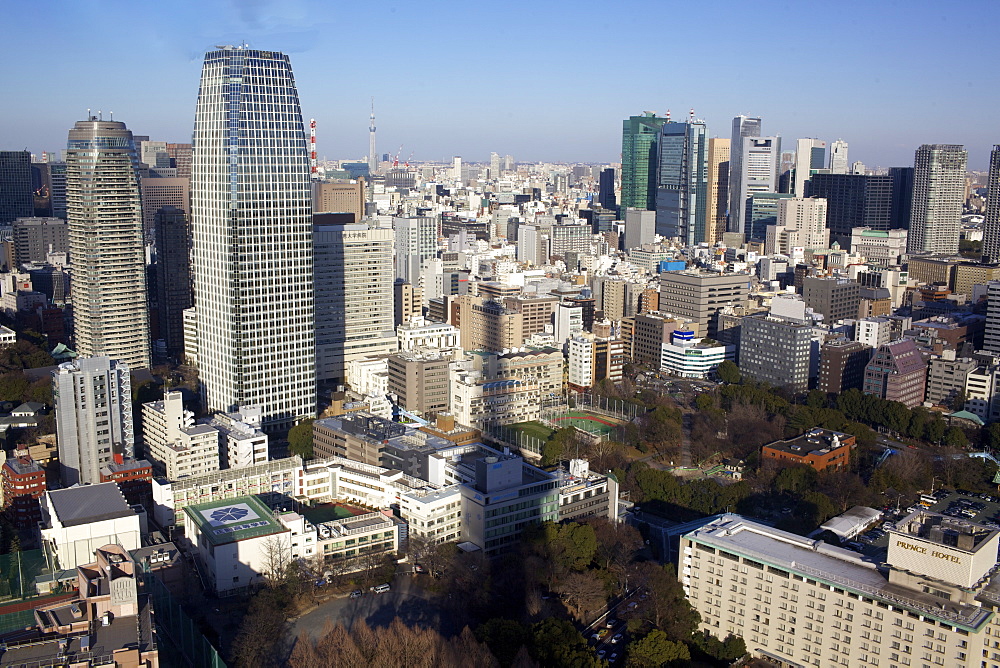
[302,503,369,524]
[507,421,555,442]
[547,410,624,435]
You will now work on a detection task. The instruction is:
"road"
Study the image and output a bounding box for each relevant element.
[288,574,453,641]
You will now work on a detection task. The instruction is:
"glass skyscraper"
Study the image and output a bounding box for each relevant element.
[654,120,708,244]
[191,46,315,430]
[727,115,762,234]
[620,112,669,212]
[65,119,150,369]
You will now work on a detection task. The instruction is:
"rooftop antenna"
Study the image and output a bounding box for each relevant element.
[87,108,91,121]
[98,110,102,121]
[109,110,114,121]
[689,108,695,122]
[665,109,671,123]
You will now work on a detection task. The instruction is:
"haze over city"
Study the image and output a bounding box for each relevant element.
[3,0,999,167]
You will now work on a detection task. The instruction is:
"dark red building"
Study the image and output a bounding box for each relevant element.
[100,456,153,509]
[2,449,46,528]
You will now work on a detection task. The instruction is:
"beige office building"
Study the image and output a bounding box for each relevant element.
[387,351,451,417]
[706,138,731,243]
[658,271,750,337]
[312,180,366,222]
[681,511,1000,668]
[141,176,190,235]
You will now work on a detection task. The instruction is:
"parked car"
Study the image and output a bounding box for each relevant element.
[371,583,391,594]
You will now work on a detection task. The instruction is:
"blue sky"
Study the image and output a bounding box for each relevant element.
[2,0,998,168]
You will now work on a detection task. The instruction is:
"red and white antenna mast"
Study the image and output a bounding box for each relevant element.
[309,118,318,177]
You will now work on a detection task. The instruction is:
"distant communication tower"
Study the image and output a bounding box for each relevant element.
[309,119,318,178]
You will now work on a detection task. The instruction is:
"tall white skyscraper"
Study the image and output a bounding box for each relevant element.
[739,137,781,238]
[53,357,134,487]
[727,115,762,233]
[981,146,1000,263]
[793,138,826,196]
[452,156,463,183]
[829,139,849,174]
[906,144,967,256]
[765,197,829,255]
[191,46,316,430]
[314,219,397,384]
[368,99,377,177]
[65,119,150,369]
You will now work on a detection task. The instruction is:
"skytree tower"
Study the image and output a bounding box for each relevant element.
[368,98,377,176]
[190,45,316,430]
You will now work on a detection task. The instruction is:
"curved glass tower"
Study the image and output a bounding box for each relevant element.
[191,46,315,430]
[66,119,150,369]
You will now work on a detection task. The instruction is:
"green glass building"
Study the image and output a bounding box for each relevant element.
[620,112,669,212]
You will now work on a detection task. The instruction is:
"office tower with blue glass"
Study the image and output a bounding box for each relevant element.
[191,46,315,430]
[654,117,708,244]
[65,119,150,369]
[727,115,762,233]
[620,112,670,211]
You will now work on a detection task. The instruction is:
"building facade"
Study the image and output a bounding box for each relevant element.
[655,119,708,244]
[863,339,928,408]
[907,144,967,256]
[191,46,316,430]
[727,116,762,234]
[65,120,150,369]
[621,112,670,212]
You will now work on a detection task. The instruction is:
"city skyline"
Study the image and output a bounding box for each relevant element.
[2,0,999,168]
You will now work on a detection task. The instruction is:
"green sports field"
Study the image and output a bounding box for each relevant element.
[545,410,625,435]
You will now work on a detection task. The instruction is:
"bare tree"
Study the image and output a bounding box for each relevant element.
[556,570,606,621]
[260,535,291,587]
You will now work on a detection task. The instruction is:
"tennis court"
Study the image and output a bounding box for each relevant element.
[302,502,370,524]
[546,410,625,435]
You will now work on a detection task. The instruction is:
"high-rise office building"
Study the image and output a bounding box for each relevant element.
[705,138,730,243]
[11,217,68,266]
[807,173,894,246]
[314,219,397,385]
[65,119,150,369]
[53,357,134,487]
[735,137,781,239]
[792,138,826,196]
[154,207,192,360]
[191,46,315,430]
[620,112,670,211]
[829,138,849,173]
[141,177,189,238]
[982,146,1000,263]
[165,143,193,179]
[312,180,365,223]
[598,167,617,211]
[727,115,762,233]
[764,198,829,255]
[368,101,377,177]
[654,119,708,244]
[906,144,967,256]
[889,166,914,229]
[0,151,34,225]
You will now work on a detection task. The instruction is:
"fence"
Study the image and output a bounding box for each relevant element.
[144,572,227,668]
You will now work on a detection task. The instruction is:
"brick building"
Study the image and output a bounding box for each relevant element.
[761,428,854,472]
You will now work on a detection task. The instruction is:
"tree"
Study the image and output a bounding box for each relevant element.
[626,629,690,667]
[694,393,715,412]
[555,571,606,621]
[529,618,601,668]
[926,417,946,444]
[476,619,530,667]
[716,360,741,384]
[542,427,578,466]
[629,562,699,640]
[288,418,315,459]
[260,535,291,587]
[944,426,969,448]
[0,372,29,403]
[773,466,817,494]
[987,422,1000,449]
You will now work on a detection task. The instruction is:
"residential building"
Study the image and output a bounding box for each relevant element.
[0,151,33,225]
[762,428,853,472]
[154,206,192,360]
[184,495,291,594]
[802,276,861,324]
[53,357,134,487]
[141,391,220,480]
[817,338,871,393]
[191,46,315,430]
[679,510,1000,667]
[863,339,928,407]
[2,448,46,528]
[11,217,68,266]
[659,271,750,337]
[461,297,523,352]
[451,370,541,428]
[620,112,670,211]
[858,286,893,319]
[659,329,735,379]
[567,334,625,391]
[387,351,451,417]
[459,452,559,555]
[907,144,968,256]
[312,179,365,223]
[855,317,894,348]
[705,138,730,243]
[727,115,762,234]
[39,483,142,571]
[926,349,977,408]
[207,407,269,469]
[99,457,154,508]
[66,119,150,369]
[655,118,708,244]
[983,146,1000,263]
[985,282,1000,354]
[314,220,396,385]
[503,294,558,338]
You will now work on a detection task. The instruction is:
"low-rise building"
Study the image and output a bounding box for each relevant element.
[40,483,143,572]
[556,459,619,522]
[206,407,268,469]
[142,391,220,480]
[761,428,853,472]
[818,338,872,394]
[926,349,978,408]
[451,370,541,428]
[660,329,735,379]
[1,448,46,528]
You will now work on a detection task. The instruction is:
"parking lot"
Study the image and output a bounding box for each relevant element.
[840,489,1000,559]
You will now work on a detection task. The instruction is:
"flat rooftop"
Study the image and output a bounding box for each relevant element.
[686,515,993,631]
[892,509,999,554]
[764,428,851,457]
[183,495,286,546]
[47,483,134,527]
